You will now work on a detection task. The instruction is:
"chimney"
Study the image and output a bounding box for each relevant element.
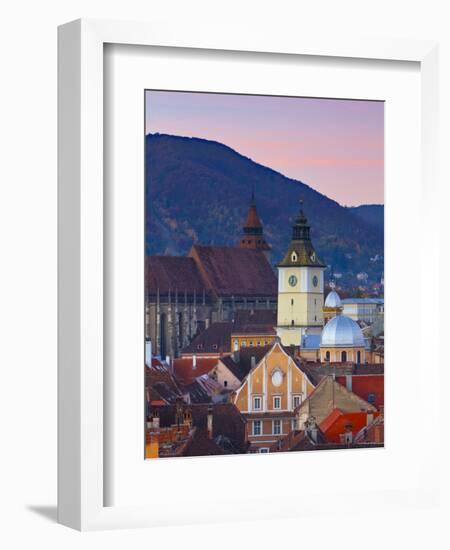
[207,406,213,439]
[346,374,352,392]
[193,354,197,369]
[152,411,160,429]
[344,423,353,444]
[145,339,152,368]
[183,408,192,429]
[306,416,318,443]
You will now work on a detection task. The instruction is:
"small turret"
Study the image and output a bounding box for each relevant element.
[239,188,271,260]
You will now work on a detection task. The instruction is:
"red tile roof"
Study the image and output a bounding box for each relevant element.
[320,408,380,444]
[145,256,206,294]
[335,374,384,408]
[189,245,277,298]
[173,357,218,384]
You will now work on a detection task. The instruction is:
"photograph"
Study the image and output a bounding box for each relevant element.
[144,90,384,458]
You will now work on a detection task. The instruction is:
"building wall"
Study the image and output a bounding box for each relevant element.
[245,416,295,451]
[211,361,242,390]
[146,300,213,358]
[231,334,276,351]
[319,346,366,364]
[146,295,277,358]
[233,343,314,415]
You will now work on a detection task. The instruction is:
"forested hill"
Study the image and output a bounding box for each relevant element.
[145,133,384,286]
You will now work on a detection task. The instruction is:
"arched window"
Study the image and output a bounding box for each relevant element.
[325,351,330,361]
[341,350,347,362]
[291,320,295,326]
[357,350,361,364]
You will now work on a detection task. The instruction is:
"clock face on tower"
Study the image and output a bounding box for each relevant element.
[312,275,318,287]
[288,275,298,287]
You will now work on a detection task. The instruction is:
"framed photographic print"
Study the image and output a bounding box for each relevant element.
[58,19,440,530]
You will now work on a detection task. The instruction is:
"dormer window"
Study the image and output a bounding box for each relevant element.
[291,252,298,262]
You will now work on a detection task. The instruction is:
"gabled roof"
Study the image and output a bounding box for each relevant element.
[145,364,183,405]
[319,408,378,443]
[173,356,219,384]
[181,322,233,355]
[182,428,224,456]
[231,309,276,336]
[189,245,277,298]
[148,403,247,453]
[296,375,376,425]
[145,256,207,295]
[218,344,273,381]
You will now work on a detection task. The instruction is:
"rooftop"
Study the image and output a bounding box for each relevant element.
[189,245,277,298]
[181,322,233,356]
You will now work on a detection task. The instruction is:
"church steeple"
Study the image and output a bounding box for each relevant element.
[276,198,326,347]
[239,189,271,256]
[277,199,326,268]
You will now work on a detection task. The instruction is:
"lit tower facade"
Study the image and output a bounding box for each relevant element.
[276,200,326,346]
[239,190,271,261]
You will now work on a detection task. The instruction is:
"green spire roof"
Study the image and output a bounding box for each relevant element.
[277,199,326,268]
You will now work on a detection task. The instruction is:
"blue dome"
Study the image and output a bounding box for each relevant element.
[320,314,365,348]
[324,289,342,308]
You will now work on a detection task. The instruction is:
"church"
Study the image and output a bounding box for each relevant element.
[145,194,277,358]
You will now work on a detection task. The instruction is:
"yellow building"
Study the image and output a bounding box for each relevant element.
[230,330,276,352]
[233,341,315,452]
[276,201,326,346]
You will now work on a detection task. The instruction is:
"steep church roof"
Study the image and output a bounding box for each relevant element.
[189,245,277,298]
[145,256,206,295]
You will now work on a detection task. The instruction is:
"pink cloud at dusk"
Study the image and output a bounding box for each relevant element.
[145,91,384,206]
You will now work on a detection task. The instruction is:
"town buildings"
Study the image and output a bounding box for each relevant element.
[145,196,384,457]
[145,195,277,358]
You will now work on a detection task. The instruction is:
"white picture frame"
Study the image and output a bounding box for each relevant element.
[58,18,440,531]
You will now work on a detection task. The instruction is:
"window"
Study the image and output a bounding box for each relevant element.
[273,419,281,435]
[257,341,261,347]
[224,380,228,388]
[259,448,270,453]
[325,351,330,361]
[291,298,294,306]
[291,320,294,326]
[341,350,347,362]
[357,350,361,364]
[253,420,262,435]
[293,395,302,408]
[273,396,281,409]
[253,396,262,410]
[249,341,254,347]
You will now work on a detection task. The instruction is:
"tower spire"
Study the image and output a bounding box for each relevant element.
[277,197,325,268]
[238,190,271,257]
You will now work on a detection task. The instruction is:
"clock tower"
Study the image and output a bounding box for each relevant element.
[276,200,326,347]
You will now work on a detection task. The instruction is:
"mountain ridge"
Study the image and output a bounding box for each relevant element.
[145,133,384,288]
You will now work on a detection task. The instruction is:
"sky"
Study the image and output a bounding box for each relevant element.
[145,91,384,207]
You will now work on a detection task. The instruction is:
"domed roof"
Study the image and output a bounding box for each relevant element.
[320,314,365,348]
[324,289,342,308]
